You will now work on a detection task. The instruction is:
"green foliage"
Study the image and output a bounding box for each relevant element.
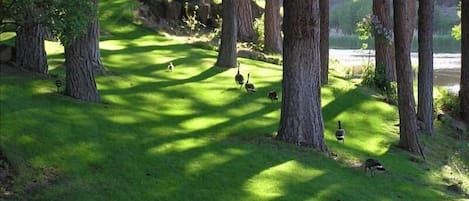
[451,1,462,40]
[51,0,94,46]
[356,15,372,50]
[435,87,460,114]
[361,63,396,103]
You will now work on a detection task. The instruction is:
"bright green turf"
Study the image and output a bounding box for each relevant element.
[1,0,468,200]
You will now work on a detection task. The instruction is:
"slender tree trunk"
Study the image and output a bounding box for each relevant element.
[89,0,105,74]
[373,0,395,85]
[320,0,329,85]
[15,7,48,74]
[264,0,282,54]
[215,0,237,68]
[394,0,423,156]
[460,0,469,124]
[417,0,434,135]
[277,0,328,152]
[237,0,257,42]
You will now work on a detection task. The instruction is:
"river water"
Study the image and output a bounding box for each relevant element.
[330,49,461,92]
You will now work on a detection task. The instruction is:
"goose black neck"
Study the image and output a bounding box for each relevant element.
[338,121,342,129]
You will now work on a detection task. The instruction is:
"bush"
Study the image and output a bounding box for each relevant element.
[435,87,460,114]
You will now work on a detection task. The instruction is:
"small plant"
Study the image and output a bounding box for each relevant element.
[253,14,265,51]
[361,62,375,87]
[435,87,460,114]
[183,2,204,35]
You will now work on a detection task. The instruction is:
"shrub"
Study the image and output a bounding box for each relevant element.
[435,87,460,114]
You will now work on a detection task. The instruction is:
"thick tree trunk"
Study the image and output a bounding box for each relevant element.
[417,0,434,135]
[15,8,48,74]
[320,0,329,85]
[89,0,105,74]
[215,0,237,68]
[64,8,100,103]
[237,0,257,42]
[461,0,469,125]
[394,0,423,155]
[277,0,328,152]
[373,0,395,84]
[264,0,282,54]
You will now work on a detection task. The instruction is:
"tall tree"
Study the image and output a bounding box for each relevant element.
[215,0,237,68]
[460,0,469,124]
[264,0,282,54]
[237,0,257,42]
[89,0,105,74]
[394,0,423,156]
[320,0,329,85]
[15,4,48,74]
[62,0,100,102]
[276,0,328,152]
[417,0,434,134]
[373,0,395,85]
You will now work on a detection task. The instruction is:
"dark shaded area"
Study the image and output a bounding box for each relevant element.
[0,147,15,199]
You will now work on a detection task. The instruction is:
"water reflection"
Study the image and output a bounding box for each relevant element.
[330,49,461,91]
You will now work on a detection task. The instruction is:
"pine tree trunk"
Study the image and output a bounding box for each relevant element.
[15,8,48,74]
[460,0,469,125]
[277,0,328,152]
[64,14,100,103]
[394,0,422,155]
[90,0,105,74]
[373,0,395,83]
[237,0,257,42]
[264,0,282,54]
[417,0,434,134]
[215,0,237,68]
[320,0,329,85]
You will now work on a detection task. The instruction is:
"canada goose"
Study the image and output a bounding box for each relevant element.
[364,158,386,176]
[268,90,278,101]
[235,61,244,88]
[335,120,345,143]
[245,73,256,93]
[167,62,174,71]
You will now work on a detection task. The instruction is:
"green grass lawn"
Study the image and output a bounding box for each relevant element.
[1,0,468,200]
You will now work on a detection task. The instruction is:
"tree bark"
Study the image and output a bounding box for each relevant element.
[394,0,423,155]
[89,0,105,74]
[417,0,434,135]
[373,0,395,84]
[15,7,48,74]
[320,0,329,85]
[277,0,328,152]
[237,0,257,42]
[460,0,469,125]
[64,1,100,103]
[264,0,282,54]
[215,0,237,68]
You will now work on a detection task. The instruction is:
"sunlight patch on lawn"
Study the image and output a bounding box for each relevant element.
[147,137,212,155]
[101,40,128,50]
[45,41,64,54]
[181,116,230,131]
[185,148,248,174]
[243,160,325,200]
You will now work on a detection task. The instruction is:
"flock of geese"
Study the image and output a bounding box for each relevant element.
[167,62,347,142]
[235,61,279,102]
[167,62,386,175]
